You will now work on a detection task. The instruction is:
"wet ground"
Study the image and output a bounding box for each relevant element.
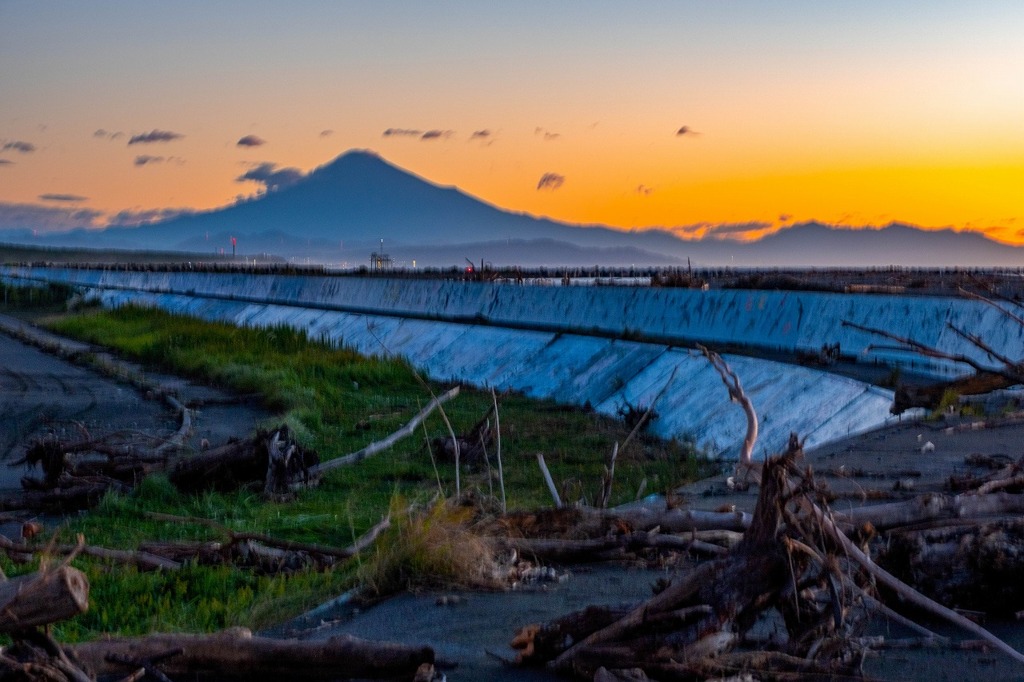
[0,314,272,490]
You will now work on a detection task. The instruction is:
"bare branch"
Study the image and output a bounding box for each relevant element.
[698,345,758,473]
[312,386,460,475]
[959,286,1024,327]
[843,320,998,376]
[945,323,1023,376]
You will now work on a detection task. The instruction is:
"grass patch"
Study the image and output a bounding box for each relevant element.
[357,497,501,596]
[26,303,710,637]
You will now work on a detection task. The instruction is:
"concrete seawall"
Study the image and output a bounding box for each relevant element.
[5,266,1021,380]
[8,266,1001,457]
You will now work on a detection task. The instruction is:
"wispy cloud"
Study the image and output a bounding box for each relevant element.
[107,207,193,226]
[420,129,453,141]
[671,221,770,241]
[319,129,334,137]
[135,155,163,166]
[470,129,491,140]
[0,201,103,233]
[39,193,87,203]
[676,125,700,137]
[128,129,184,145]
[93,129,123,140]
[636,184,653,196]
[535,127,560,141]
[383,128,422,137]
[0,159,12,166]
[537,172,565,191]
[2,140,36,153]
[235,162,303,192]
[236,134,265,147]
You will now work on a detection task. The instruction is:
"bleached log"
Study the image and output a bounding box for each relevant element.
[605,505,753,533]
[536,453,562,508]
[836,491,1024,530]
[312,386,460,475]
[698,345,759,479]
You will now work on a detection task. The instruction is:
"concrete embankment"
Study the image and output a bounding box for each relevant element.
[9,266,1004,457]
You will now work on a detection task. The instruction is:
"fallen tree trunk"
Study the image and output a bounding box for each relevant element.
[70,628,434,681]
[0,566,90,632]
[836,490,1024,530]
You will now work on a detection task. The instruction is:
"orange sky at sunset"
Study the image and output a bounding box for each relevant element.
[1,2,1022,245]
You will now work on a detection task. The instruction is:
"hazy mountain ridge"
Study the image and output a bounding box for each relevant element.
[1,150,1021,267]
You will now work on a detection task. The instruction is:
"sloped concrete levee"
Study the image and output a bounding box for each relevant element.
[2,266,984,457]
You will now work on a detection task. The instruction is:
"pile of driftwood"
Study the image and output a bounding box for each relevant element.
[501,435,1024,681]
[3,422,319,514]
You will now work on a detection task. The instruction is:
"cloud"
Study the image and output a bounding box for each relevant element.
[0,201,103,233]
[383,128,422,137]
[470,130,491,139]
[127,129,184,145]
[320,129,333,137]
[635,185,653,196]
[236,134,265,147]
[534,127,561,141]
[537,172,565,191]
[0,159,12,166]
[778,213,793,222]
[2,140,36,153]
[133,155,183,167]
[39,193,88,203]
[93,129,123,140]
[706,222,770,238]
[676,125,701,137]
[671,222,770,241]
[420,129,453,141]
[107,207,194,226]
[235,162,304,192]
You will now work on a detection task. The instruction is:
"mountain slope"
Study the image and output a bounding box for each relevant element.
[3,150,1022,267]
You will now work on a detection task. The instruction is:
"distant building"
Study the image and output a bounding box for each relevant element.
[370,239,392,272]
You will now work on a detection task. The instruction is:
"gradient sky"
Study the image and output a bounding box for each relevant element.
[1,1,1022,243]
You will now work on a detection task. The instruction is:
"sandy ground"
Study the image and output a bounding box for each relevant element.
[3,314,1024,680]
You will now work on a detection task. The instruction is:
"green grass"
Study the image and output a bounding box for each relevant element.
[23,303,709,638]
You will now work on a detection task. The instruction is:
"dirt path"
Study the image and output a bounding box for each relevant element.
[0,314,272,490]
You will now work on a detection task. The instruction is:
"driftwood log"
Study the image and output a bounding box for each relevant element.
[510,435,1024,680]
[70,628,434,681]
[0,566,90,632]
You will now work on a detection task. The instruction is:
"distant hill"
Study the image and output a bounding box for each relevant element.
[2,150,1022,267]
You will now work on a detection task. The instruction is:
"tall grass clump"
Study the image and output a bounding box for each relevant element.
[357,496,500,596]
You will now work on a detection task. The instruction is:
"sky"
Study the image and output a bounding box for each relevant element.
[1,1,1022,244]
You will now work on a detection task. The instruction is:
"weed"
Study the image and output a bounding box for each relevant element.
[357,496,500,596]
